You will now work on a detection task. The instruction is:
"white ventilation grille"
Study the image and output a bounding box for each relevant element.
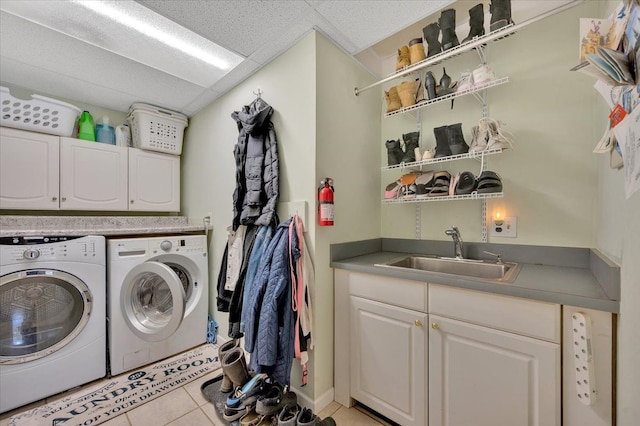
[571,312,597,405]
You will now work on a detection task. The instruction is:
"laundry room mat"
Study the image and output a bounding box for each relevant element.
[8,343,220,426]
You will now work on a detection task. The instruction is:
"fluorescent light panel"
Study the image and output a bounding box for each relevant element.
[0,0,245,88]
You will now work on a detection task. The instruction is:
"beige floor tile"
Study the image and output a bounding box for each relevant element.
[318,401,342,419]
[166,408,214,426]
[200,403,227,426]
[183,368,223,407]
[100,414,132,426]
[331,405,384,425]
[126,387,197,426]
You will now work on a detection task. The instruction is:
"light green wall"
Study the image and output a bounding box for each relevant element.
[314,32,381,399]
[381,2,599,247]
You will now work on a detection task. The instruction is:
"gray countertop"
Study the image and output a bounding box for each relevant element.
[331,239,620,313]
[0,215,208,237]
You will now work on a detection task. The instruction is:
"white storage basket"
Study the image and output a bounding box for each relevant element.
[0,86,81,137]
[127,103,188,155]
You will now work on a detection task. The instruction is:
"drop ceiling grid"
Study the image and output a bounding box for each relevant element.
[136,0,314,59]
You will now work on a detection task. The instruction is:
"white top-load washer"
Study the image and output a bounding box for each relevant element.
[0,235,106,413]
[107,234,208,376]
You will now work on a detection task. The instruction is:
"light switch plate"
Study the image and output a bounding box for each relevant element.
[490,216,517,237]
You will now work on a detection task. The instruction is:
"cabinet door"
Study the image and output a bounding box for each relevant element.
[128,148,180,212]
[0,127,59,210]
[350,296,426,426]
[429,314,560,426]
[59,138,128,210]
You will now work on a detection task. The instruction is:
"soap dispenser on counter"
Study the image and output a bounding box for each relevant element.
[96,116,116,145]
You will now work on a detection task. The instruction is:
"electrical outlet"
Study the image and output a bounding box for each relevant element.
[490,216,517,237]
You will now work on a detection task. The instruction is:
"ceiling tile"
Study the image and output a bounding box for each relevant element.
[0,12,204,112]
[135,0,313,57]
[313,0,453,53]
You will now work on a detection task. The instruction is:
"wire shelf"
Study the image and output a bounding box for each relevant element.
[383,192,503,204]
[384,77,509,118]
[383,148,504,171]
[384,24,517,79]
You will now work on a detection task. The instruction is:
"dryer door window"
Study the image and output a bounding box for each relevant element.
[0,270,92,364]
[121,261,186,342]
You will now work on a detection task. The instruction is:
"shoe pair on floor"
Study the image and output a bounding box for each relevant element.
[278,404,336,426]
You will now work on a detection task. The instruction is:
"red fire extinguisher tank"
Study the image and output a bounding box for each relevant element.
[318,178,334,226]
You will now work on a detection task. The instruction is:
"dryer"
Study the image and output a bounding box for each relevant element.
[107,235,208,376]
[0,235,106,413]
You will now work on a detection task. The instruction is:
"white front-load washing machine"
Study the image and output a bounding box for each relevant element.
[107,234,208,376]
[0,235,106,413]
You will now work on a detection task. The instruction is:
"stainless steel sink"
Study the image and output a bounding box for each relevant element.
[376,255,521,283]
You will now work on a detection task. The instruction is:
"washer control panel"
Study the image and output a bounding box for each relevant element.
[149,236,205,255]
[0,235,104,264]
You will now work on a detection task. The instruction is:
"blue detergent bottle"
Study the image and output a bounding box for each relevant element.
[96,116,116,145]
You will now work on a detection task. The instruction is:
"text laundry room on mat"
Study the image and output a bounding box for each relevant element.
[7,344,220,426]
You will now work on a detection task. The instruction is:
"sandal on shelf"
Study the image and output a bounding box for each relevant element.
[455,171,477,195]
[399,172,422,198]
[413,171,435,196]
[384,180,402,199]
[425,171,451,197]
[476,171,503,193]
[449,172,459,196]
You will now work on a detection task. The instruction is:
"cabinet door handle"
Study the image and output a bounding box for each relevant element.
[61,197,66,202]
[130,200,134,204]
[431,322,439,330]
[51,197,57,201]
[415,319,423,326]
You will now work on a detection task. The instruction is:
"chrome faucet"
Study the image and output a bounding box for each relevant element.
[445,226,464,259]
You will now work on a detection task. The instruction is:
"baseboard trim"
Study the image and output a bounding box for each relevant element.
[290,386,335,413]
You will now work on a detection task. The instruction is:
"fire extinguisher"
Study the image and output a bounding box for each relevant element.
[318,177,334,226]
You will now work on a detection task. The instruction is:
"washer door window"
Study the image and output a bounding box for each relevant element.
[0,270,92,364]
[121,261,186,342]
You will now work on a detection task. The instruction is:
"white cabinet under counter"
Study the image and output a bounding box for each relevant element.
[334,269,614,426]
[0,127,180,212]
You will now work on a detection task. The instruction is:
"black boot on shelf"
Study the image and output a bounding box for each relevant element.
[424,71,437,100]
[385,139,404,166]
[437,67,455,97]
[447,123,470,155]
[462,3,485,43]
[439,9,460,51]
[490,0,513,32]
[422,22,442,58]
[434,125,452,158]
[401,132,420,163]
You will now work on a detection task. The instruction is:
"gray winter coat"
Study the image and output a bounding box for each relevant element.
[231,97,279,230]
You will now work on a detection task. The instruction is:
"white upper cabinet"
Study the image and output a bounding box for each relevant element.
[0,127,180,212]
[0,127,59,210]
[128,148,180,212]
[59,137,128,210]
